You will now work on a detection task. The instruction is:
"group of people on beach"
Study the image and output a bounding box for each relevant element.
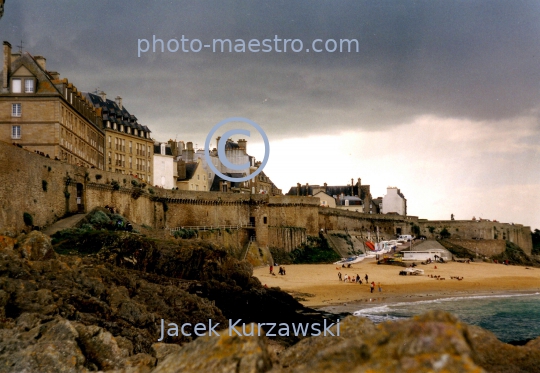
[337,272,382,293]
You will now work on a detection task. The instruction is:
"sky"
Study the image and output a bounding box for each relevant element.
[1,1,539,229]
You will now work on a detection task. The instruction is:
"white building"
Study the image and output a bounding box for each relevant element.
[382,187,407,215]
[152,142,176,189]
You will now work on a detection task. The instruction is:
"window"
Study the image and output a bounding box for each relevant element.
[12,103,21,117]
[11,125,21,139]
[25,79,34,93]
[263,217,267,224]
[12,79,22,93]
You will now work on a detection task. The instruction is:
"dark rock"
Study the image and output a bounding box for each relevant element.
[152,324,272,373]
[16,231,56,260]
[150,343,183,363]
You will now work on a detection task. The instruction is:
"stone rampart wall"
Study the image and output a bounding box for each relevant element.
[0,141,533,255]
[418,220,532,255]
[447,239,506,257]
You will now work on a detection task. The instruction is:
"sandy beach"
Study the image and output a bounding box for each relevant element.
[253,259,540,308]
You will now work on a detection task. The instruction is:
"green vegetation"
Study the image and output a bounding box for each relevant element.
[131,180,140,187]
[64,191,70,198]
[532,229,540,255]
[42,180,48,191]
[271,236,341,264]
[131,187,143,199]
[23,212,33,227]
[411,224,421,237]
[148,188,155,195]
[111,180,120,190]
[95,174,102,181]
[89,210,111,226]
[439,227,451,239]
[428,226,436,234]
[173,228,197,239]
[492,241,540,267]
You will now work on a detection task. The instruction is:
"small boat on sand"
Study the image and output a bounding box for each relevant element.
[333,255,365,265]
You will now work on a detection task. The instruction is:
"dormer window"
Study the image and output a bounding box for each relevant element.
[113,123,117,130]
[12,79,22,93]
[134,129,138,136]
[120,125,124,132]
[127,127,131,134]
[25,79,34,93]
[106,121,111,128]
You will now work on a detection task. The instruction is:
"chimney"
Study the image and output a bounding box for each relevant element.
[34,55,46,70]
[177,159,186,179]
[48,71,60,80]
[358,178,361,187]
[3,41,11,89]
[168,139,178,157]
[115,96,122,109]
[237,138,247,153]
[306,183,309,196]
[186,142,194,162]
[351,178,354,196]
[100,91,106,101]
[324,182,327,192]
[296,183,301,196]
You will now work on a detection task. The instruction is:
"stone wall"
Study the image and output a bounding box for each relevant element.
[0,141,81,231]
[447,239,506,257]
[0,141,534,255]
[318,208,417,239]
[268,227,307,252]
[418,220,533,255]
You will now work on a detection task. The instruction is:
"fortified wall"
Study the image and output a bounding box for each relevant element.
[0,141,533,255]
[417,220,532,255]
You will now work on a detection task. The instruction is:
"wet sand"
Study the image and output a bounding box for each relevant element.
[253,260,540,308]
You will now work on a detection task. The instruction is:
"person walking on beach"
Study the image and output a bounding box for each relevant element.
[378,282,382,292]
[356,274,360,284]
[370,281,375,293]
[338,272,342,281]
[365,274,368,283]
[269,265,274,275]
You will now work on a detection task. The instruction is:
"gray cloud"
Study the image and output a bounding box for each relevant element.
[1,0,540,140]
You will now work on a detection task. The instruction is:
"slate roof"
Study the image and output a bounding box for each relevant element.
[287,183,371,200]
[210,173,246,191]
[176,162,199,181]
[84,92,152,135]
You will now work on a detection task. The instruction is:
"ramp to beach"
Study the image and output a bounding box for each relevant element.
[323,232,350,258]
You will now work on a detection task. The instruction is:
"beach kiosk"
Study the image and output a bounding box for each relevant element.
[402,250,448,262]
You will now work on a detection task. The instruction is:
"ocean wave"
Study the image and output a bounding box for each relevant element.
[353,292,540,316]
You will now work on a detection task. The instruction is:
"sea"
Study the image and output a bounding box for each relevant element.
[320,292,540,344]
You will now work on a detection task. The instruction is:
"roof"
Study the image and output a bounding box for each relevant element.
[84,92,152,135]
[210,173,246,191]
[0,52,63,95]
[154,143,173,156]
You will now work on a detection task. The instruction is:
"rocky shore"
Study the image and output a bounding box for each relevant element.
[0,218,539,372]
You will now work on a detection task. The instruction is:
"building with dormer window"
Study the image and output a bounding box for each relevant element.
[0,41,105,169]
[84,92,153,183]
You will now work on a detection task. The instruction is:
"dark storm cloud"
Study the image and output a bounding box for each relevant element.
[2,0,540,139]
